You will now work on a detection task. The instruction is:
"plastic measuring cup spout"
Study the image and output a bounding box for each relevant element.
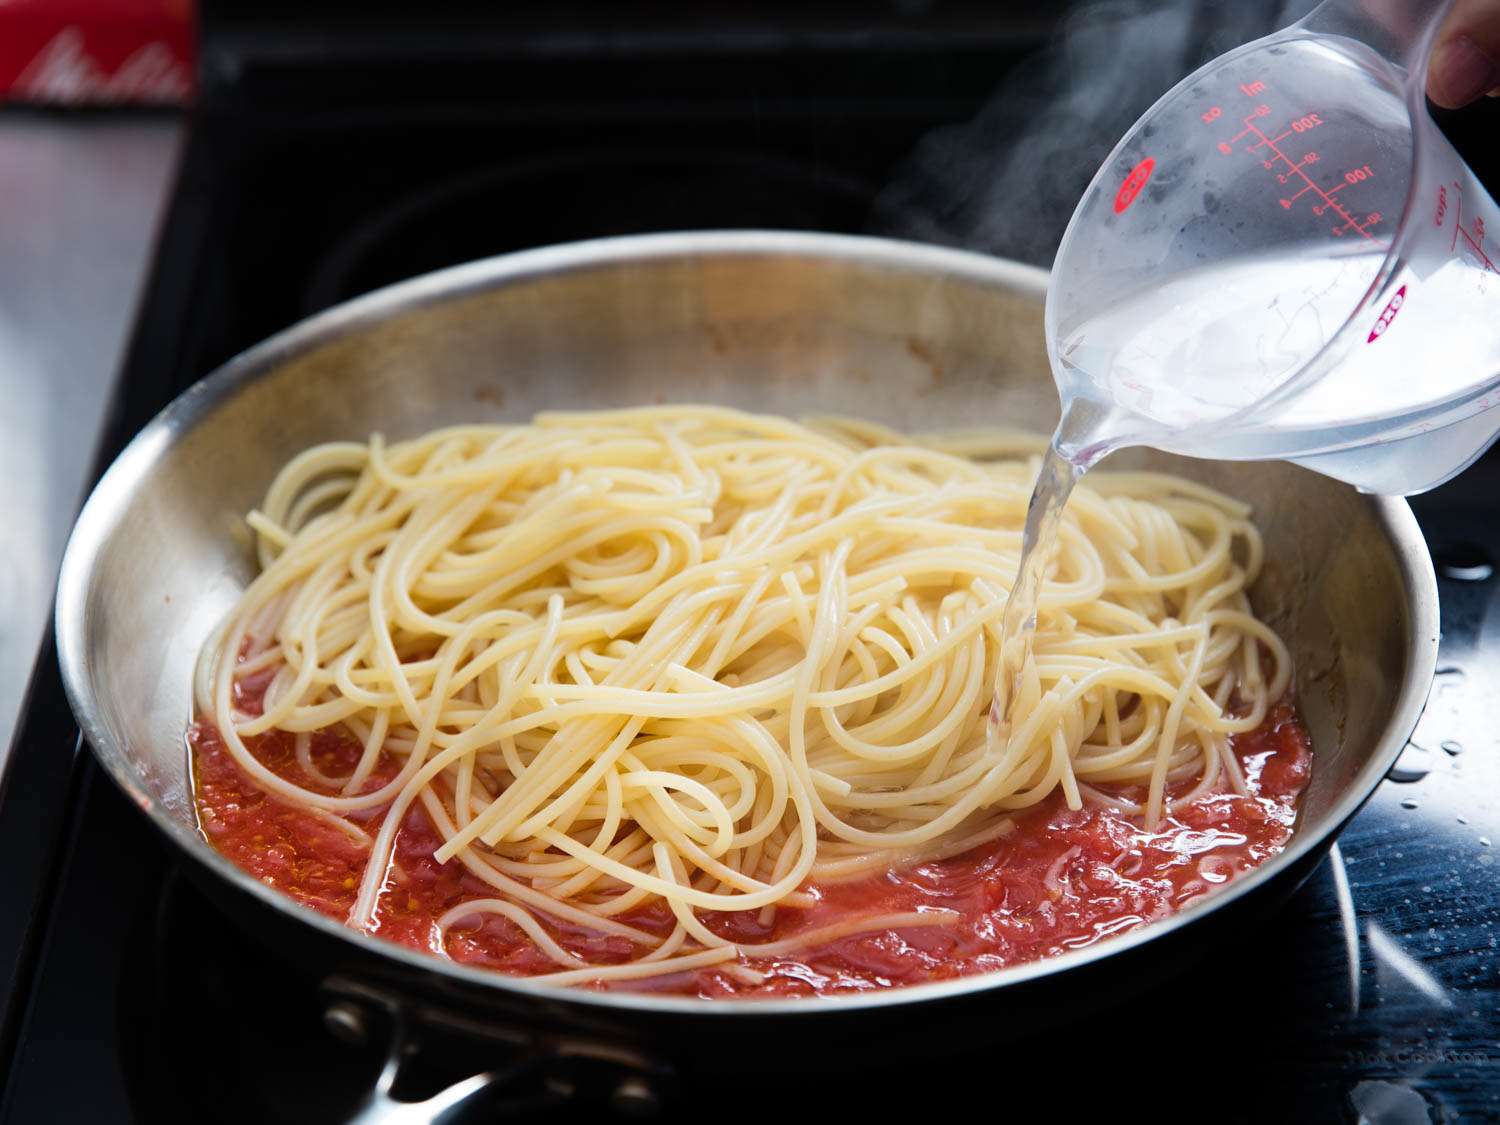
[1297,0,1452,76]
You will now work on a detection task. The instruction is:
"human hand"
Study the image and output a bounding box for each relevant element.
[1427,0,1500,107]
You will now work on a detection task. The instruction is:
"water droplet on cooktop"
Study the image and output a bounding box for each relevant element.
[1400,798,1419,810]
[1481,837,1492,847]
[1387,744,1432,783]
[1348,1079,1435,1124]
[1457,814,1470,824]
[1440,740,1463,756]
[1434,541,1495,581]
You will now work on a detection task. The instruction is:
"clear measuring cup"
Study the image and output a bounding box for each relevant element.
[1047,0,1500,493]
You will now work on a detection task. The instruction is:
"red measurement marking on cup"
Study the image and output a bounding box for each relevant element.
[1367,284,1406,343]
[1443,182,1499,273]
[1114,157,1155,214]
[1217,99,1377,243]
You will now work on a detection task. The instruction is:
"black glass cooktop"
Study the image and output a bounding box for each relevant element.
[2,6,1497,1121]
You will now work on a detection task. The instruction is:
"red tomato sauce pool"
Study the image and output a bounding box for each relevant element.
[190,700,1311,998]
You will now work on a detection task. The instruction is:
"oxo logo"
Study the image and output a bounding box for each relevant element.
[1113,158,1155,215]
[1367,285,1407,342]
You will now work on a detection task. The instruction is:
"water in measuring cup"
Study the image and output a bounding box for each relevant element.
[1052,239,1500,492]
[1051,244,1386,441]
[991,226,1500,738]
[987,242,1498,740]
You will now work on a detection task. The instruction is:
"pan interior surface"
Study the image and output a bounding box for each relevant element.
[55,232,1436,1015]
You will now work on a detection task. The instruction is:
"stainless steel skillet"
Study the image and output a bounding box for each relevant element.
[53,231,1437,1094]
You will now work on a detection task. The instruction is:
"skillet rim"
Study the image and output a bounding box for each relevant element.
[53,229,1439,1019]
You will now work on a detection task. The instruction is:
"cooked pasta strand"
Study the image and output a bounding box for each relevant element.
[195,407,1291,984]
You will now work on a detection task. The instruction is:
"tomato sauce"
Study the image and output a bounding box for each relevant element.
[190,701,1311,998]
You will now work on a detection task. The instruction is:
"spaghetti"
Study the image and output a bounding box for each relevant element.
[193,405,1293,985]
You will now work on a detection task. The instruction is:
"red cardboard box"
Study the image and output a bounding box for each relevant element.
[0,0,195,105]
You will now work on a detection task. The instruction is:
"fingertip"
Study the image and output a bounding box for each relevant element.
[1428,34,1500,109]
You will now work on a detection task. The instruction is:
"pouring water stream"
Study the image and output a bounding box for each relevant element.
[987,0,1500,744]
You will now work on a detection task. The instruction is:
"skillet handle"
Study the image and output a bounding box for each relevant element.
[342,1042,558,1125]
[323,975,669,1123]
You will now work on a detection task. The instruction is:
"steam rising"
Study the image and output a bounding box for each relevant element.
[873,0,1309,265]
